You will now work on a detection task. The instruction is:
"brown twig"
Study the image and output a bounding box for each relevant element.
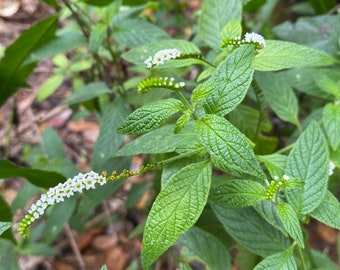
[64,223,86,270]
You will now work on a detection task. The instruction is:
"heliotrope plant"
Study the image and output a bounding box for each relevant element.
[17,10,340,270]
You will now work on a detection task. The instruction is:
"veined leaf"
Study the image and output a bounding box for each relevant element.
[117,98,183,135]
[256,72,299,126]
[178,226,231,270]
[114,124,199,156]
[323,103,340,151]
[209,180,266,208]
[210,203,290,257]
[311,191,340,230]
[0,15,58,106]
[196,114,265,179]
[192,45,254,116]
[0,223,11,237]
[198,0,242,50]
[285,121,329,216]
[89,23,108,53]
[255,40,337,71]
[258,154,287,179]
[122,39,201,67]
[220,19,242,42]
[277,203,304,248]
[141,161,212,269]
[253,246,297,270]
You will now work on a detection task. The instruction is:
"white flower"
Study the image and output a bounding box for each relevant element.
[144,56,153,69]
[283,175,290,181]
[144,48,181,68]
[329,161,336,176]
[243,32,266,48]
[83,176,96,190]
[97,175,106,186]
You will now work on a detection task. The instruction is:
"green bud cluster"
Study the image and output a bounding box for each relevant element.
[138,77,185,94]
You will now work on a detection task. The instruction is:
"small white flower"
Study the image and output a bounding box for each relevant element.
[283,175,290,181]
[97,175,106,186]
[179,82,185,87]
[33,212,39,219]
[273,175,279,180]
[144,48,181,68]
[83,176,96,190]
[144,56,153,69]
[73,180,85,193]
[243,32,266,48]
[329,161,336,176]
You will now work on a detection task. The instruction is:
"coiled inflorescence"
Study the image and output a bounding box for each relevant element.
[221,32,266,49]
[138,77,185,94]
[266,175,290,201]
[144,48,181,69]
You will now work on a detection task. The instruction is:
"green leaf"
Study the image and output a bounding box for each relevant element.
[315,75,340,98]
[141,161,212,269]
[24,31,86,64]
[178,263,192,270]
[209,180,266,208]
[92,100,129,171]
[0,239,19,270]
[22,243,57,256]
[0,196,14,242]
[0,159,65,189]
[253,247,297,270]
[118,98,183,135]
[255,40,337,71]
[36,74,63,102]
[198,0,242,50]
[178,226,231,270]
[114,124,199,156]
[42,126,66,159]
[256,72,299,126]
[209,203,290,257]
[11,183,40,213]
[193,45,255,116]
[220,19,242,42]
[0,15,58,106]
[196,114,265,179]
[285,121,329,216]
[0,223,11,237]
[100,265,108,270]
[258,154,287,179]
[89,23,107,53]
[113,19,169,48]
[311,191,340,230]
[323,103,340,151]
[122,39,201,67]
[277,203,304,248]
[62,82,111,105]
[311,249,340,270]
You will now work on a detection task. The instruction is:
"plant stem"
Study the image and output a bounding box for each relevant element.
[296,244,307,270]
[175,90,198,120]
[274,143,295,155]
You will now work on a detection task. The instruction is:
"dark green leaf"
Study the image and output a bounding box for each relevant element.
[285,121,329,216]
[42,127,65,159]
[209,180,266,208]
[323,103,340,151]
[196,114,265,179]
[253,247,297,270]
[0,160,65,188]
[89,23,107,53]
[0,239,19,270]
[141,161,212,269]
[0,223,11,237]
[0,15,58,106]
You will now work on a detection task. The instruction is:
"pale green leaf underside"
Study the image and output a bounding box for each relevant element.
[198,45,255,116]
[122,39,201,66]
[258,154,287,179]
[254,249,297,270]
[0,222,12,236]
[285,121,329,216]
[256,72,299,126]
[114,124,199,156]
[209,180,266,208]
[196,114,265,179]
[323,103,340,151]
[277,203,304,248]
[210,203,290,257]
[117,98,183,135]
[198,0,242,50]
[178,226,231,270]
[141,161,212,269]
[255,40,336,71]
[311,191,340,230]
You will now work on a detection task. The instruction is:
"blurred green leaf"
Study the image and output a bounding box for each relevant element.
[0,160,65,188]
[0,15,58,106]
[323,103,340,151]
[36,74,64,102]
[22,243,57,256]
[42,127,66,159]
[0,239,19,270]
[90,23,108,53]
[0,223,11,237]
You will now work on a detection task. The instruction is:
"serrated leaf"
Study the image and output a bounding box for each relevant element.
[178,226,231,270]
[255,40,337,71]
[122,39,201,67]
[141,161,212,269]
[0,159,65,189]
[209,203,290,257]
[323,103,340,151]
[114,124,199,156]
[192,45,254,116]
[0,223,11,236]
[196,114,265,179]
[254,247,297,270]
[311,191,340,230]
[209,180,266,208]
[258,154,287,179]
[277,203,304,248]
[256,72,299,126]
[62,82,111,105]
[198,0,242,50]
[118,98,183,135]
[0,15,58,106]
[113,19,169,48]
[285,121,329,216]
[92,100,129,171]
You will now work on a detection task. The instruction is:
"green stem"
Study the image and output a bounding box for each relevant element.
[200,58,215,68]
[296,244,307,270]
[175,91,198,120]
[274,143,295,155]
